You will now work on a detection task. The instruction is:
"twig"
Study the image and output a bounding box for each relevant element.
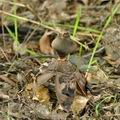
[0,47,10,62]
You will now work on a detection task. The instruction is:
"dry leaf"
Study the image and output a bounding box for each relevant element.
[86,67,108,83]
[86,67,108,95]
[39,31,55,55]
[74,71,87,96]
[36,72,55,86]
[71,95,89,115]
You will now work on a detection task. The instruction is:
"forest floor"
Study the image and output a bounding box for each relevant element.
[0,0,120,120]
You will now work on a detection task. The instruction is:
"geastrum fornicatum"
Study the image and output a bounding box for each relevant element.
[36,59,88,111]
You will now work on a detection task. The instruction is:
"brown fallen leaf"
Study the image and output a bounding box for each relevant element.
[86,67,108,95]
[75,71,87,96]
[36,72,55,86]
[39,31,55,55]
[71,95,89,115]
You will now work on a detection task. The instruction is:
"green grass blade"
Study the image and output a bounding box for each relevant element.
[104,4,120,29]
[5,25,16,40]
[95,95,115,116]
[73,6,81,37]
[26,49,38,56]
[13,0,19,43]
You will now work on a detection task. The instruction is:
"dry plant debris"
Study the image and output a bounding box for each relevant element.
[103,25,120,66]
[39,31,55,55]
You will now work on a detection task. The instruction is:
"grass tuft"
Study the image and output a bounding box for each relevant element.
[72,6,81,37]
[95,95,117,116]
[87,3,120,72]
